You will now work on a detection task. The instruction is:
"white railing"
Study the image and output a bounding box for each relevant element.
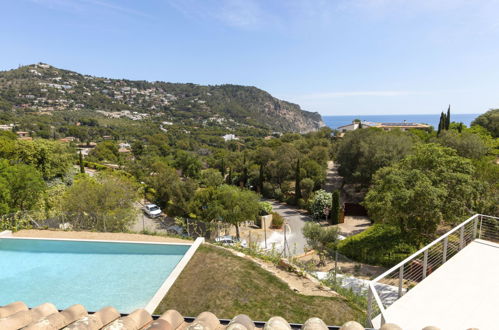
[366,214,499,327]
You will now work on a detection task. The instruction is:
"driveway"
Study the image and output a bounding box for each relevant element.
[266,200,312,256]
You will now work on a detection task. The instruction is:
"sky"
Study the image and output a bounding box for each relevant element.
[1,0,499,116]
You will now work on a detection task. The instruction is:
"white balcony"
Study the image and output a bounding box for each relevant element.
[368,214,499,330]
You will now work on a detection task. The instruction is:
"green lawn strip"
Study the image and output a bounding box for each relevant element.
[155,244,364,325]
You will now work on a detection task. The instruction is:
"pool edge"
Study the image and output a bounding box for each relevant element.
[144,236,205,314]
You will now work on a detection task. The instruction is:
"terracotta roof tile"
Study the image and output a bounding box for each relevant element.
[0,301,444,330]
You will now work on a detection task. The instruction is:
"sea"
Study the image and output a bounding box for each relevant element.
[323,114,481,130]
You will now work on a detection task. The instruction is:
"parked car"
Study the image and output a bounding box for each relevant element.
[215,235,247,248]
[143,204,162,218]
[166,225,186,237]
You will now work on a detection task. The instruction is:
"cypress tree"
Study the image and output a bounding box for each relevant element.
[79,150,85,174]
[220,157,225,177]
[295,159,302,200]
[445,104,450,130]
[227,167,232,184]
[242,152,248,188]
[437,112,444,136]
[258,164,264,193]
[330,190,340,225]
[458,122,463,133]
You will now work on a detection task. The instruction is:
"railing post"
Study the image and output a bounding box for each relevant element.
[459,226,465,250]
[398,265,404,297]
[472,216,478,239]
[443,237,448,263]
[367,288,373,326]
[422,250,428,279]
[479,215,483,239]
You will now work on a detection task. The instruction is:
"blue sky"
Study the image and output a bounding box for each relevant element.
[1,0,499,116]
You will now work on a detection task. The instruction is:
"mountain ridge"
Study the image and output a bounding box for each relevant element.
[0,63,324,133]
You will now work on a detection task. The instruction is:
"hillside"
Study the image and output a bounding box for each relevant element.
[0,63,324,133]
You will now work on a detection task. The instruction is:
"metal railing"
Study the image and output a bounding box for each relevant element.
[366,214,499,327]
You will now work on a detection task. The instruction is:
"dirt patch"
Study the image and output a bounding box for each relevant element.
[12,229,192,243]
[295,251,386,280]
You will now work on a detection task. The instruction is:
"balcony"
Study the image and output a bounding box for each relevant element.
[367,214,498,329]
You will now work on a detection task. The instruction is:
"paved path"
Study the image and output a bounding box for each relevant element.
[266,200,312,256]
[324,160,343,192]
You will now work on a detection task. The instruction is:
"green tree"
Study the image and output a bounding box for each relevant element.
[79,150,85,174]
[62,172,138,232]
[363,144,481,243]
[445,104,450,131]
[294,159,302,200]
[145,161,198,216]
[10,139,73,179]
[330,190,340,225]
[300,178,315,201]
[336,128,413,185]
[175,150,202,179]
[472,109,499,137]
[302,222,339,266]
[200,168,224,187]
[437,130,490,159]
[89,141,119,163]
[0,160,44,213]
[216,185,260,238]
[253,147,274,193]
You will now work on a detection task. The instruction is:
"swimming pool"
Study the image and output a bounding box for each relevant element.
[0,237,202,313]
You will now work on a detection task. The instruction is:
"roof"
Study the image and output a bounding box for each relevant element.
[0,301,439,330]
[377,123,430,128]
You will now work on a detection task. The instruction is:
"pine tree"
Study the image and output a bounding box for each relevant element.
[445,104,450,130]
[330,190,340,225]
[79,150,85,174]
[295,159,302,200]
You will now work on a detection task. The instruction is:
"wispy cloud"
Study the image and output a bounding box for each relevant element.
[167,0,277,30]
[31,0,150,18]
[295,90,419,100]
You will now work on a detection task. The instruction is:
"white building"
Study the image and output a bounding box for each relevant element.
[222,134,238,142]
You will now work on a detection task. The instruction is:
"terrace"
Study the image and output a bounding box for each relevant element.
[367,214,499,329]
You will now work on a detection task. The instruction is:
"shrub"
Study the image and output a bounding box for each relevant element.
[273,188,284,202]
[337,224,417,267]
[262,182,274,198]
[300,178,314,200]
[308,189,332,220]
[259,201,273,215]
[297,198,306,209]
[270,211,284,229]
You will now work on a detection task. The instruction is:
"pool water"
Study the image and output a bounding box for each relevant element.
[0,238,190,312]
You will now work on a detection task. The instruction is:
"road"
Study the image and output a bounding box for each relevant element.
[266,200,312,256]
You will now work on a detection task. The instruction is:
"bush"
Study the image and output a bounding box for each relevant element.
[83,161,107,171]
[308,189,332,220]
[273,188,284,202]
[300,178,314,200]
[259,201,273,215]
[285,196,296,205]
[337,224,418,267]
[262,182,274,198]
[297,198,306,209]
[270,211,284,229]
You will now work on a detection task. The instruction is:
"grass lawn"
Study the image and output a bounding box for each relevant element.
[155,244,365,325]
